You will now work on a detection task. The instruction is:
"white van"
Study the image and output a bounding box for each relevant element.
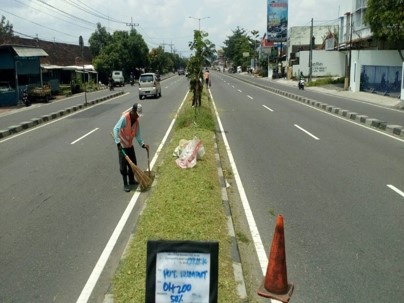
[138,73,161,99]
[112,71,125,86]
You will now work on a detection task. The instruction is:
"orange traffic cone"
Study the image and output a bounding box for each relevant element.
[257,215,294,303]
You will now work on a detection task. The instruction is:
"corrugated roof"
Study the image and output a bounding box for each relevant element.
[12,46,48,57]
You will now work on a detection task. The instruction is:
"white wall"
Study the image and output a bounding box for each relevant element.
[293,50,345,78]
[350,50,403,97]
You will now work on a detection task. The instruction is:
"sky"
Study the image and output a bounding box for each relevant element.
[1,0,352,56]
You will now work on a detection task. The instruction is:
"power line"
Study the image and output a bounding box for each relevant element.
[126,17,139,31]
[13,0,94,32]
[34,0,95,26]
[0,7,77,38]
[64,0,125,24]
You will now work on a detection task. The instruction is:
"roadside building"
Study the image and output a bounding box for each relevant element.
[0,44,48,106]
[0,35,95,106]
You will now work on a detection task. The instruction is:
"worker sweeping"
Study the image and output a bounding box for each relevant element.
[113,103,149,192]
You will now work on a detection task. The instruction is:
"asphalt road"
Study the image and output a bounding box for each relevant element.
[0,76,189,302]
[229,73,404,128]
[210,71,404,302]
[1,72,403,302]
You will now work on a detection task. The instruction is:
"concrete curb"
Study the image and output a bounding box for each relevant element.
[0,91,124,139]
[214,136,248,302]
[233,76,404,138]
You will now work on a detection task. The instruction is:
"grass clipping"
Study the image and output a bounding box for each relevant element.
[112,90,241,302]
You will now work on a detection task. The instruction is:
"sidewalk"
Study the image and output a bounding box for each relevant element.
[272,78,404,109]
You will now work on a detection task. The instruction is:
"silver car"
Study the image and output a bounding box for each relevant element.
[138,73,161,99]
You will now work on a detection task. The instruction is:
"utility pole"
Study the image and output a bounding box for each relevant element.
[126,17,139,31]
[79,35,87,105]
[309,18,313,82]
[160,42,174,53]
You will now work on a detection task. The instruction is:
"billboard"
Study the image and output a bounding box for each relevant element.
[267,0,288,42]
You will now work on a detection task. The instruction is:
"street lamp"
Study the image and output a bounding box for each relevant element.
[188,16,210,31]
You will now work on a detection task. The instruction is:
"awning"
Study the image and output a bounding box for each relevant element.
[12,46,48,57]
[41,64,98,73]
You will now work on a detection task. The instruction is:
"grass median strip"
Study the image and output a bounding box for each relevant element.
[112,91,240,302]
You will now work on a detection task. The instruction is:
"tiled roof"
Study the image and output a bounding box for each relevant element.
[0,36,92,66]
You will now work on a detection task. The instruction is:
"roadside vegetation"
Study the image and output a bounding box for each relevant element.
[306,76,345,87]
[112,89,241,302]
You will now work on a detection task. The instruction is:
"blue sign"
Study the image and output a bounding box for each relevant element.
[267,0,288,42]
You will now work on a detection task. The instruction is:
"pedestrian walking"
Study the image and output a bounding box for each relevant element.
[204,69,210,87]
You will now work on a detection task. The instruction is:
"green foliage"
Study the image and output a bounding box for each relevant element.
[0,16,13,37]
[223,27,254,67]
[365,0,404,57]
[112,93,240,303]
[89,23,187,82]
[90,25,149,82]
[305,77,344,87]
[175,90,216,131]
[187,30,216,107]
[88,23,112,57]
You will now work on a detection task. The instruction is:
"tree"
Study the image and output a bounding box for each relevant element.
[223,27,251,70]
[364,0,404,60]
[187,30,216,107]
[88,23,112,57]
[90,25,149,83]
[0,16,14,39]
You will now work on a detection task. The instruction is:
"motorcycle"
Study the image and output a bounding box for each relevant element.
[298,79,305,90]
[130,78,134,86]
[22,86,31,107]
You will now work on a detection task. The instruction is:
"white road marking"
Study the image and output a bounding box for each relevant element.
[387,184,404,198]
[263,105,274,112]
[76,91,190,303]
[0,93,129,143]
[294,124,320,140]
[209,90,269,275]
[71,128,99,144]
[247,95,253,100]
[238,89,243,93]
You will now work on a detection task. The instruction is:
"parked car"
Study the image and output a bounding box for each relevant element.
[112,70,125,86]
[138,73,161,99]
[0,81,12,92]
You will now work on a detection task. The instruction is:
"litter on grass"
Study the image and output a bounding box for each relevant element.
[174,136,205,169]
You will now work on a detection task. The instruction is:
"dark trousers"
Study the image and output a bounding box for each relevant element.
[118,146,137,181]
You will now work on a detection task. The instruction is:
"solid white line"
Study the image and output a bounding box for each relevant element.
[209,89,269,275]
[0,93,129,143]
[262,105,274,112]
[294,124,320,140]
[387,184,404,198]
[75,91,190,303]
[71,128,99,144]
[247,95,253,100]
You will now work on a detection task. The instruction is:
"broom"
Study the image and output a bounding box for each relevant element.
[111,133,152,191]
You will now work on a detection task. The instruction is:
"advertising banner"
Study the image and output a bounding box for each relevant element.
[267,0,288,42]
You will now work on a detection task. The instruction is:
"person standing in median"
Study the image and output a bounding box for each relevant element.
[113,103,149,192]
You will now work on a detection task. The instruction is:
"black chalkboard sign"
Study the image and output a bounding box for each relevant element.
[146,240,219,303]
